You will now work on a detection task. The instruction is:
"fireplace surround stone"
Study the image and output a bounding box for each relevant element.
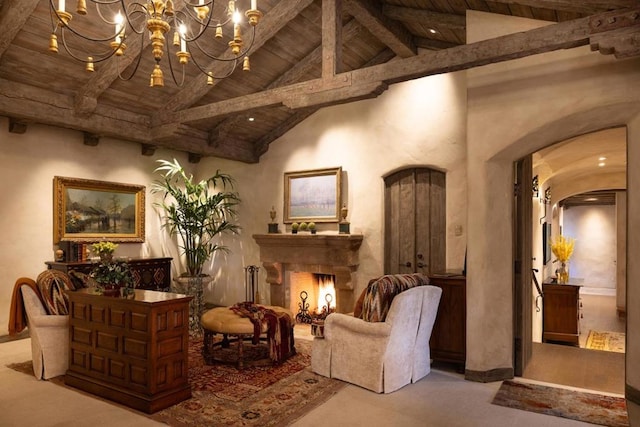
[252,234,363,313]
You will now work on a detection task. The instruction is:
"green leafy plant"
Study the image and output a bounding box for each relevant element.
[91,260,133,289]
[151,158,241,277]
[299,222,308,231]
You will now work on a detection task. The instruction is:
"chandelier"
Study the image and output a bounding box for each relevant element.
[48,0,262,87]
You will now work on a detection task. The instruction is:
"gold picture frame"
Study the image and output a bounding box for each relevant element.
[53,176,145,243]
[284,167,342,223]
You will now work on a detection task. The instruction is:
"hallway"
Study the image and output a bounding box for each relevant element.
[523,293,625,394]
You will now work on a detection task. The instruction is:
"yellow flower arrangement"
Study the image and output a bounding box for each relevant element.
[551,235,575,263]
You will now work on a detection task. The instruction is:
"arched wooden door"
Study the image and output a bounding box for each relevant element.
[384,168,446,276]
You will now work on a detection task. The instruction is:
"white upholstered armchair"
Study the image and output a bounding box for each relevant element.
[311,284,442,393]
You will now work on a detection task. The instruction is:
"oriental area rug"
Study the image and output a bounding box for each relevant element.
[492,380,629,427]
[8,339,346,427]
[586,330,626,353]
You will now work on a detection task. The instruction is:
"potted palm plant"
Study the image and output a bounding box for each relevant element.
[152,158,241,334]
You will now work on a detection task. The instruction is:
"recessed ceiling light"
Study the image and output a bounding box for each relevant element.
[598,162,606,167]
[598,156,607,161]
[248,117,255,122]
[585,197,598,201]
[429,28,437,34]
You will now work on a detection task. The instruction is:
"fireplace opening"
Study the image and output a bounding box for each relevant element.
[288,272,336,323]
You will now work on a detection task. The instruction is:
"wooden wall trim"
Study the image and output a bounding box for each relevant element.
[465,367,514,383]
[626,383,640,406]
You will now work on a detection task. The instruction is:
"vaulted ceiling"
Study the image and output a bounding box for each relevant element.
[0,0,638,163]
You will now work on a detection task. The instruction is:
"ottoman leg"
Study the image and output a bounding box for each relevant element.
[237,335,244,369]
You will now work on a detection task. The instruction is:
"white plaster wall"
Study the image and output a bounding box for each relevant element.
[466,10,640,375]
[563,205,616,289]
[0,118,194,334]
[627,112,640,423]
[198,71,469,306]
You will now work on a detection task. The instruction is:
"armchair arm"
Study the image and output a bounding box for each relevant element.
[28,314,69,329]
[324,313,391,340]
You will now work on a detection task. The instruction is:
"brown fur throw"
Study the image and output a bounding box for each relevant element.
[230,302,293,363]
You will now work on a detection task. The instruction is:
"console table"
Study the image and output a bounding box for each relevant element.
[65,289,192,413]
[542,281,582,346]
[428,274,466,372]
[46,257,172,291]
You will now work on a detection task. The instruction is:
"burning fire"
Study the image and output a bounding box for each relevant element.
[317,275,336,314]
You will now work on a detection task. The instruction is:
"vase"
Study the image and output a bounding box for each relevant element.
[173,275,214,337]
[100,253,113,263]
[558,261,569,284]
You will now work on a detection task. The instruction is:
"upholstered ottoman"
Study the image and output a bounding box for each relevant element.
[201,305,296,368]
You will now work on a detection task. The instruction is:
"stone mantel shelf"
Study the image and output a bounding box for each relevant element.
[252,233,364,313]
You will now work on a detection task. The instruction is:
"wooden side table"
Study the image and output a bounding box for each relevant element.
[65,289,192,413]
[542,282,581,346]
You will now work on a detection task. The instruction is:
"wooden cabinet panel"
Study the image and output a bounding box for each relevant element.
[429,274,466,371]
[46,257,172,291]
[542,283,580,346]
[66,289,192,413]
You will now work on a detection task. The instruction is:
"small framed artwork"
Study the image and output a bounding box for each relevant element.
[53,176,146,243]
[284,167,342,223]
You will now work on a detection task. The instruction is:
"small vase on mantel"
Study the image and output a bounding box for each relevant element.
[557,261,569,284]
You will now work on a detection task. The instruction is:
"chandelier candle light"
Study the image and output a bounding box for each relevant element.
[48,0,262,87]
[551,235,575,284]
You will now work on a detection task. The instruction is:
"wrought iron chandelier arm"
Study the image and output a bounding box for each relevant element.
[164,40,188,87]
[189,50,239,80]
[59,28,120,64]
[189,25,255,62]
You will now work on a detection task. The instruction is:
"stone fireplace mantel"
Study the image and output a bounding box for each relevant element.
[252,234,363,313]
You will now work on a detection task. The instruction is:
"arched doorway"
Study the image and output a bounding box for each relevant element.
[514,128,627,393]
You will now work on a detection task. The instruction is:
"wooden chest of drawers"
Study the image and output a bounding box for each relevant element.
[65,289,192,413]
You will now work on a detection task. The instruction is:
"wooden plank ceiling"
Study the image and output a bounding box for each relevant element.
[0,0,638,163]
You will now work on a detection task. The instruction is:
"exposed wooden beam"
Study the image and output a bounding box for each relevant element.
[8,117,27,134]
[487,0,637,14]
[382,5,466,31]
[83,132,100,146]
[208,18,364,147]
[253,48,396,158]
[0,79,150,141]
[345,0,417,58]
[166,9,617,125]
[0,0,39,58]
[589,10,640,58]
[73,16,149,118]
[323,0,343,78]
[157,0,315,115]
[414,38,462,50]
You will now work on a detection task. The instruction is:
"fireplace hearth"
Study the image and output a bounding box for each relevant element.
[252,234,363,313]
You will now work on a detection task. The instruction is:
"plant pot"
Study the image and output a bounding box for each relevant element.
[102,286,121,297]
[173,275,214,336]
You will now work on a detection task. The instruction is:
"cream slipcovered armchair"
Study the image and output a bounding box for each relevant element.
[9,271,74,380]
[311,274,442,393]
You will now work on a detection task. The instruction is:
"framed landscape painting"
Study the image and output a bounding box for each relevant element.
[53,176,145,243]
[284,167,342,223]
